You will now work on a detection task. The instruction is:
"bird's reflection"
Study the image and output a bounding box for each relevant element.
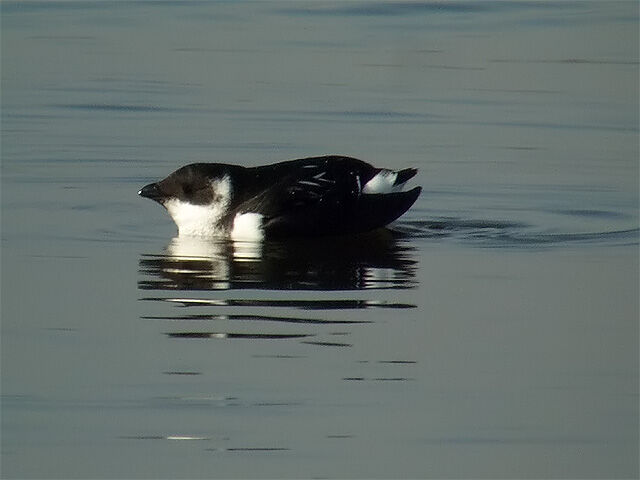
[138,229,417,291]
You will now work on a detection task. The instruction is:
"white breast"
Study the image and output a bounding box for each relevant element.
[164,200,227,236]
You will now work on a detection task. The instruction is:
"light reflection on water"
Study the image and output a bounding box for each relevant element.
[139,229,418,292]
[138,218,638,349]
[133,229,425,454]
[138,230,419,351]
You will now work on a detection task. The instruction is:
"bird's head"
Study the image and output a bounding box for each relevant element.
[138,163,235,236]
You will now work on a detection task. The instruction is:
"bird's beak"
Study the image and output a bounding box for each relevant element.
[138,182,164,202]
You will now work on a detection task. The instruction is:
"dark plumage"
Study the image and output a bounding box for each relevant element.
[138,155,421,239]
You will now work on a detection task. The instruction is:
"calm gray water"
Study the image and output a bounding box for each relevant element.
[1,1,638,478]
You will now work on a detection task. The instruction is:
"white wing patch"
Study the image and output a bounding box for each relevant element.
[297,172,335,187]
[362,170,401,194]
[297,180,322,187]
[289,172,336,202]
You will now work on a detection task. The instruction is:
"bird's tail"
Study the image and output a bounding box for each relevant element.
[362,168,419,194]
[394,168,418,188]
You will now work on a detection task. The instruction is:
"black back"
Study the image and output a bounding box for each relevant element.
[232,156,420,237]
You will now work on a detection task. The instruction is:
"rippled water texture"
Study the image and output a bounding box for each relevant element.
[2,1,638,478]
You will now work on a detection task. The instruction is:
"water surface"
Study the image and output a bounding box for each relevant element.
[2,1,638,478]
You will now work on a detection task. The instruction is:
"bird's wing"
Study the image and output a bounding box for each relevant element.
[283,167,359,209]
[232,162,363,235]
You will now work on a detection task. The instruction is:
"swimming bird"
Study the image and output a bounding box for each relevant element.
[138,155,421,239]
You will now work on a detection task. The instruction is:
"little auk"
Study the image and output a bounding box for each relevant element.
[138,155,421,240]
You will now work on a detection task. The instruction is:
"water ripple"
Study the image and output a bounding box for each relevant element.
[391,219,639,248]
[139,297,415,310]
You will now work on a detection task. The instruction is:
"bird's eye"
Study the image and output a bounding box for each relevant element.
[183,185,193,196]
